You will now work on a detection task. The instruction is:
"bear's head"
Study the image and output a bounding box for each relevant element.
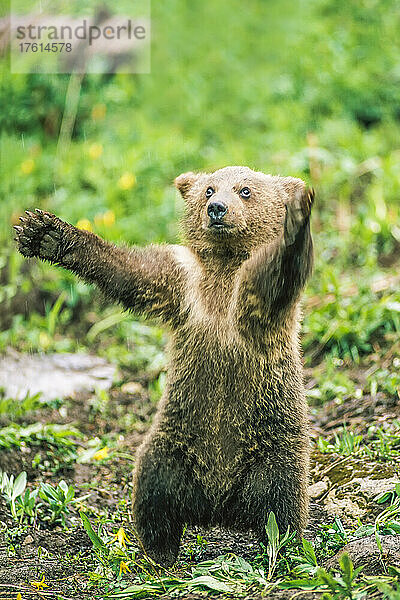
[175,166,305,258]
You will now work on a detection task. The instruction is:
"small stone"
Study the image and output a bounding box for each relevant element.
[308,480,328,499]
[121,381,144,395]
[23,535,34,545]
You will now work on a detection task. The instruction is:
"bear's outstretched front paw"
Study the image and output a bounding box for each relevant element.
[284,187,314,246]
[14,209,65,262]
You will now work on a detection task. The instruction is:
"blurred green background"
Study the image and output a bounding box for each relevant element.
[1,0,400,366]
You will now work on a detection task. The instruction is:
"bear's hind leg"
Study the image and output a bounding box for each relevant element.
[132,447,211,566]
[132,460,184,566]
[222,459,309,542]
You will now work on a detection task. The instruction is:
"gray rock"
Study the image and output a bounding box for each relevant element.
[325,535,400,575]
[0,352,117,401]
[308,480,328,499]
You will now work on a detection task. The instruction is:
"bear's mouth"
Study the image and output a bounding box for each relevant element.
[209,221,233,231]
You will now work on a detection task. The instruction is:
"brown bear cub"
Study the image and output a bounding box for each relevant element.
[15,166,314,565]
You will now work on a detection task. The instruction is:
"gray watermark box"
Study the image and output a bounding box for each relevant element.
[8,0,150,73]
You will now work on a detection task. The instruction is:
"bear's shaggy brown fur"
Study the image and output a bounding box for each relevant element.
[15,166,314,565]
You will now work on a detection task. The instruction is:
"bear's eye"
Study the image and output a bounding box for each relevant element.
[205,187,215,199]
[239,187,251,199]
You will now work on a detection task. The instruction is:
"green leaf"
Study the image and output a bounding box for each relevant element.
[317,567,346,592]
[232,555,253,573]
[353,524,374,537]
[302,538,317,565]
[80,512,106,551]
[189,575,233,593]
[12,471,27,499]
[387,565,400,577]
[266,511,280,549]
[375,530,383,553]
[352,565,364,579]
[40,483,59,501]
[279,577,321,590]
[109,583,165,597]
[65,485,75,502]
[376,491,392,504]
[58,480,69,495]
[87,310,128,342]
[339,552,354,584]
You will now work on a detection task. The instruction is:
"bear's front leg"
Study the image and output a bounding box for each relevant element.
[264,185,314,317]
[235,186,314,336]
[14,210,184,322]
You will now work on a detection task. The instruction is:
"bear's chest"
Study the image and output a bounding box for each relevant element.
[168,328,271,412]
[173,244,240,338]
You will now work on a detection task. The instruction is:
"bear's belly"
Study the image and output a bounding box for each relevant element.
[157,331,305,495]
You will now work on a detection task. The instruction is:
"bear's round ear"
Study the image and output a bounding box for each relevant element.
[174,172,199,198]
[279,176,306,198]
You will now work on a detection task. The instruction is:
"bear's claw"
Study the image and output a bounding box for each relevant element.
[14,209,63,261]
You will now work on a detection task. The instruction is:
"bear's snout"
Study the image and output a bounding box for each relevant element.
[207,201,227,223]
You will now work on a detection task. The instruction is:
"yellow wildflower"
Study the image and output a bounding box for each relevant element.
[94,210,115,227]
[103,209,115,226]
[91,103,107,121]
[21,158,35,175]
[88,143,103,160]
[108,527,131,548]
[93,446,109,460]
[17,594,23,600]
[119,560,131,576]
[30,574,48,590]
[76,218,93,232]
[39,331,51,350]
[118,172,136,191]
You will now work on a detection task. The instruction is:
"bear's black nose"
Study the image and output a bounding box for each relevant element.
[207,201,227,221]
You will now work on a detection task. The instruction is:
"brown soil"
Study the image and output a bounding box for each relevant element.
[0,357,399,599]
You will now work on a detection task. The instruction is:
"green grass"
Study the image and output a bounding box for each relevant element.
[318,421,400,460]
